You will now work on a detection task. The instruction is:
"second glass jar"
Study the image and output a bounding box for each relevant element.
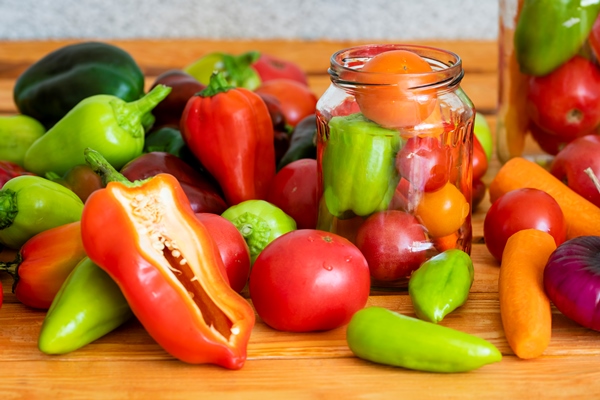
[316,44,475,288]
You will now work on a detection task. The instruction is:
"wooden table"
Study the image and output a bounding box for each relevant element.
[1,39,599,399]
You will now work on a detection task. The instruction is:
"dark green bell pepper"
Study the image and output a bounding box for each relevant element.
[13,41,146,129]
[0,115,45,167]
[23,84,172,177]
[0,175,84,249]
[515,0,600,76]
[143,126,186,157]
[346,306,502,373]
[321,113,402,219]
[408,249,474,323]
[222,199,296,263]
[38,257,133,355]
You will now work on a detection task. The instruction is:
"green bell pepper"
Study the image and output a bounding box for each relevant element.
[143,126,186,157]
[0,175,84,249]
[184,51,261,90]
[321,113,402,219]
[13,41,145,129]
[408,249,474,323]
[0,115,45,167]
[23,84,172,177]
[515,0,600,76]
[346,306,502,373]
[222,199,296,263]
[38,257,133,355]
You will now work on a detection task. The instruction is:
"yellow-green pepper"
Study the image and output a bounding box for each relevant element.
[0,115,45,167]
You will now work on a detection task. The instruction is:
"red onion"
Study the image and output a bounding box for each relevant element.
[544,236,600,331]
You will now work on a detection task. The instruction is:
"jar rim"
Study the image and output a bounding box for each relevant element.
[328,43,464,90]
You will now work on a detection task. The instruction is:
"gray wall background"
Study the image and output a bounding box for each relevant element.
[0,0,498,41]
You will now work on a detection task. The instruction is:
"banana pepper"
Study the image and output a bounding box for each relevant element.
[81,148,254,369]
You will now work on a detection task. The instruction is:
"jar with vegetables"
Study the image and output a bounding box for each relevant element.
[497,0,600,163]
[316,44,475,288]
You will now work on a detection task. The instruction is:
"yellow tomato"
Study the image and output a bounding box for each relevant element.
[415,182,470,238]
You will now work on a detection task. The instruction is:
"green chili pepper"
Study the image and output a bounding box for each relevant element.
[321,113,401,219]
[514,0,600,76]
[13,41,146,129]
[0,115,45,167]
[23,84,172,177]
[222,199,296,263]
[38,257,133,355]
[277,114,317,171]
[184,51,261,90]
[346,306,502,373]
[0,175,84,249]
[408,249,474,323]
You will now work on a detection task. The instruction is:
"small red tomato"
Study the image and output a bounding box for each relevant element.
[267,159,318,229]
[472,178,486,211]
[472,134,488,182]
[254,79,318,127]
[252,53,309,86]
[484,188,567,262]
[249,229,371,332]
[195,213,251,293]
[526,56,600,140]
[355,210,428,281]
[396,136,451,192]
[528,122,569,156]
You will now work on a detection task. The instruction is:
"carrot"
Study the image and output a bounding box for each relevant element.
[499,229,556,359]
[489,157,600,239]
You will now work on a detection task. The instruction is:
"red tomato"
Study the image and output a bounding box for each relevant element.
[195,213,251,293]
[355,49,437,128]
[249,229,371,332]
[396,136,451,192]
[355,210,428,281]
[483,188,567,262]
[526,56,600,140]
[252,53,309,86]
[266,159,318,229]
[472,134,488,182]
[528,122,569,156]
[472,178,486,211]
[254,79,318,127]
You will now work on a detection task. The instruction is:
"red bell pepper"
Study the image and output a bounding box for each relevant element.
[81,148,255,369]
[180,72,275,205]
[0,221,86,309]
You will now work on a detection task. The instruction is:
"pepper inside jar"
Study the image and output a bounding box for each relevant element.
[315,44,475,288]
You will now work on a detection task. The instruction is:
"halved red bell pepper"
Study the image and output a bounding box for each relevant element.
[180,72,275,205]
[0,221,86,309]
[81,148,255,369]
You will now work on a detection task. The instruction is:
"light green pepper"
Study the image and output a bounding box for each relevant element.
[408,249,474,323]
[0,115,45,167]
[346,306,502,373]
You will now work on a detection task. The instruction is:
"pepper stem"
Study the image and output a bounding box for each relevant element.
[84,148,139,187]
[200,71,236,97]
[0,189,18,230]
[0,255,20,281]
[111,84,172,138]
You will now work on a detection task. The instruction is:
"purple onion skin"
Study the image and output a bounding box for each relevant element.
[544,236,600,331]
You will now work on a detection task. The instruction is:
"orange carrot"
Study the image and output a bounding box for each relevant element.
[499,229,556,359]
[489,157,600,239]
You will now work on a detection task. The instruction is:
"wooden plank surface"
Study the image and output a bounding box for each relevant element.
[1,39,599,399]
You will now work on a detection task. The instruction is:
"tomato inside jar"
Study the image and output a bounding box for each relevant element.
[315,44,475,288]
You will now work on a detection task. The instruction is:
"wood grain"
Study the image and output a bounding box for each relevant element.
[1,39,598,399]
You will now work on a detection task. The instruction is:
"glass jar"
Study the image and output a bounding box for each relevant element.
[316,44,475,289]
[497,0,600,164]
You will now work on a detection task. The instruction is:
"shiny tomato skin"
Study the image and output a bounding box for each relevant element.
[266,159,318,229]
[355,210,428,281]
[526,56,600,140]
[195,213,251,293]
[396,136,451,192]
[254,79,318,127]
[483,188,566,262]
[249,229,371,332]
[472,134,488,182]
[252,53,309,86]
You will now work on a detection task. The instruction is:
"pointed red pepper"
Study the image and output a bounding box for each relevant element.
[180,72,275,205]
[81,148,255,369]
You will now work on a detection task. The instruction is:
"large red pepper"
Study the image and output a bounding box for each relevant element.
[180,72,275,205]
[0,221,86,309]
[81,148,255,369]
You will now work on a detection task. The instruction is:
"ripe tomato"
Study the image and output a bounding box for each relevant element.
[396,136,451,192]
[195,213,251,293]
[483,188,566,262]
[355,210,428,281]
[251,53,309,86]
[266,159,318,229]
[249,229,371,332]
[528,122,569,156]
[526,56,600,140]
[472,134,488,182]
[415,182,470,238]
[355,49,437,129]
[254,79,318,127]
